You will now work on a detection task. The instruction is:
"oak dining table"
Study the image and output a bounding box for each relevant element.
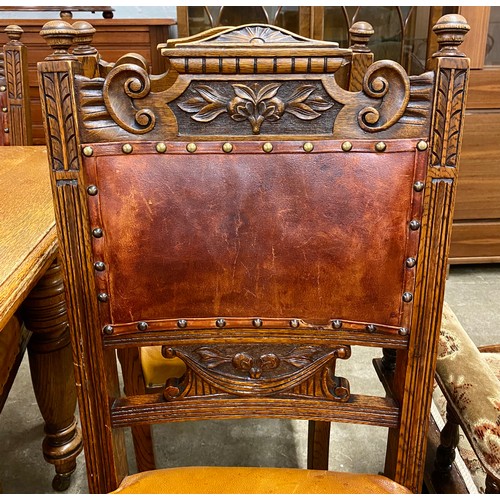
[0,145,82,490]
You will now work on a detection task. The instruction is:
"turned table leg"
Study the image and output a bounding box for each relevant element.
[22,258,83,491]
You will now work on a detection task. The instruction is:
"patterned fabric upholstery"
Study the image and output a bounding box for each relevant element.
[436,302,500,489]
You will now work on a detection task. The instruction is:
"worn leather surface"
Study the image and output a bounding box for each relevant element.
[112,466,411,494]
[87,142,422,328]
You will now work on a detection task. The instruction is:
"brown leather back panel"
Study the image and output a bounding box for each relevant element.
[85,140,425,329]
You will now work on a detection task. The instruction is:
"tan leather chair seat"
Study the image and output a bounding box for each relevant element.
[140,346,186,387]
[112,466,411,494]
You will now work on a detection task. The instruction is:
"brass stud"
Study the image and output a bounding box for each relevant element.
[0,85,6,92]
[332,319,342,329]
[366,324,377,333]
[94,261,105,271]
[262,142,273,153]
[406,257,416,268]
[87,185,98,196]
[156,142,167,153]
[409,220,421,231]
[253,318,263,328]
[402,292,413,303]
[341,141,352,152]
[162,347,176,358]
[375,142,386,152]
[122,143,133,154]
[82,146,94,157]
[222,142,233,153]
[290,319,299,328]
[1,107,7,112]
[3,128,8,133]
[177,319,187,328]
[103,325,113,334]
[186,143,197,153]
[137,321,148,331]
[303,142,314,153]
[413,181,425,192]
[398,327,409,336]
[92,228,103,238]
[216,318,226,328]
[98,292,108,302]
[417,140,428,151]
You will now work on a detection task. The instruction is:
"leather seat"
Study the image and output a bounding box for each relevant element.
[112,467,411,494]
[140,346,185,388]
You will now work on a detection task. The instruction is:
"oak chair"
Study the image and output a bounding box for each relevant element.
[38,14,469,494]
[67,17,379,475]
[0,25,83,491]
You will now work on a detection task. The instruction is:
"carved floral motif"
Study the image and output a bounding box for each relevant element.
[178,82,333,134]
[196,345,322,379]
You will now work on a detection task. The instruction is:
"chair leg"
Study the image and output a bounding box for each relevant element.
[486,473,500,494]
[307,420,330,470]
[117,347,156,471]
[433,401,460,476]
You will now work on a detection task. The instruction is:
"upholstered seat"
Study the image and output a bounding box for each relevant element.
[112,466,411,494]
[434,302,500,492]
[140,346,186,388]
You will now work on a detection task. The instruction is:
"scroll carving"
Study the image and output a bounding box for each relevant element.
[357,60,410,133]
[178,82,333,134]
[75,38,431,141]
[102,54,155,135]
[161,344,351,402]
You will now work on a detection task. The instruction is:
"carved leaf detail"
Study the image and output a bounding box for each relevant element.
[196,347,232,368]
[179,82,333,134]
[281,346,321,367]
[286,102,322,120]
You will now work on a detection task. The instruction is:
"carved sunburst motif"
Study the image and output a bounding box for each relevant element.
[214,26,299,45]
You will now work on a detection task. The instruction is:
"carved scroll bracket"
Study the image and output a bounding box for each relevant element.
[325,59,411,135]
[102,55,156,135]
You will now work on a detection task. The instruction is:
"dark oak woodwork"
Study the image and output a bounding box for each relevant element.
[37,15,470,494]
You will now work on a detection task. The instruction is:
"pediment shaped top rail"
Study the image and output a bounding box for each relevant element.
[159,23,351,75]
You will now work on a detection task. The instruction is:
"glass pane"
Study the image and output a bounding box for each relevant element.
[219,6,268,26]
[355,6,403,64]
[187,6,212,35]
[323,6,349,48]
[485,6,500,65]
[403,6,431,75]
[275,6,300,35]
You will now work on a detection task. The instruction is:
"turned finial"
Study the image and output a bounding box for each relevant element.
[349,21,374,53]
[433,14,470,57]
[72,21,97,55]
[5,25,23,43]
[40,20,77,60]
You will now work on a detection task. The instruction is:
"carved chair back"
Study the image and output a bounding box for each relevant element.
[0,25,32,146]
[37,17,470,494]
